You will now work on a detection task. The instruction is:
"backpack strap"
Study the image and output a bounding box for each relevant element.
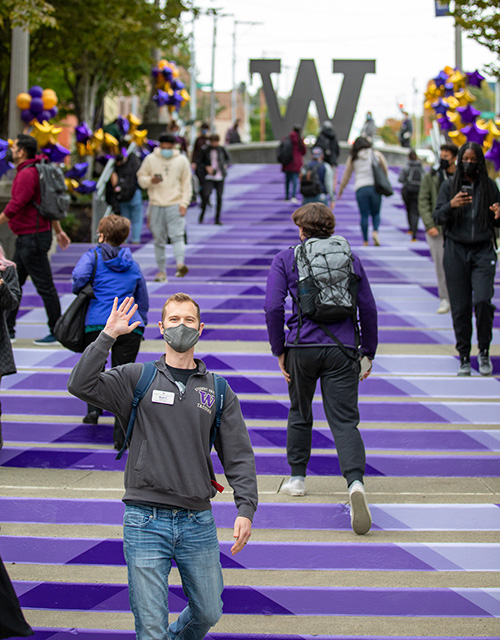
[115,361,158,460]
[210,373,228,448]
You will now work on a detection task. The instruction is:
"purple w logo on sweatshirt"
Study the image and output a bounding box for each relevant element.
[199,391,215,408]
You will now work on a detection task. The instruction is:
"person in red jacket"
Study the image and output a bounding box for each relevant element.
[281,124,306,204]
[0,134,70,345]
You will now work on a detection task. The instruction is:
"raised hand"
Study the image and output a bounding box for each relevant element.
[104,297,140,339]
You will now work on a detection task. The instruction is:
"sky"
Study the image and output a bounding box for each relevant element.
[183,0,498,138]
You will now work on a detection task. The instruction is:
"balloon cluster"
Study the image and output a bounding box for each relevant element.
[425,66,500,171]
[75,121,120,158]
[16,86,58,124]
[64,162,97,195]
[29,120,71,164]
[152,60,190,112]
[0,139,14,179]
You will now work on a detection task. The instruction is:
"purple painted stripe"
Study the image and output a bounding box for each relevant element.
[3,536,498,571]
[14,581,500,617]
[2,498,500,531]
[28,631,500,640]
[2,445,499,476]
[6,422,498,453]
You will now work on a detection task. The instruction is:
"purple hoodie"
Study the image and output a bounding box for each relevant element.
[264,243,378,358]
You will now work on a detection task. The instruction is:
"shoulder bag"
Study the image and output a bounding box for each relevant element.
[53,250,98,352]
[372,151,393,197]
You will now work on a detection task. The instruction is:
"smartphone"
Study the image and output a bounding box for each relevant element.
[154,173,163,182]
[461,184,473,196]
[359,356,372,381]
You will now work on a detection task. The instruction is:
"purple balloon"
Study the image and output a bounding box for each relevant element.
[39,110,52,122]
[29,85,44,98]
[30,97,44,114]
[48,106,58,118]
[21,109,34,123]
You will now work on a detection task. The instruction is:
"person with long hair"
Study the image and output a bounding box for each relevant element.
[433,142,500,376]
[337,136,389,246]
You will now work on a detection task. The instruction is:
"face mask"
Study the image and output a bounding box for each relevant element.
[160,149,173,159]
[4,148,13,163]
[462,161,478,178]
[201,128,208,135]
[439,158,450,170]
[162,323,200,353]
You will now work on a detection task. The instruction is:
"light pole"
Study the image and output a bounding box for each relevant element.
[231,20,263,123]
[208,9,233,133]
[189,11,197,147]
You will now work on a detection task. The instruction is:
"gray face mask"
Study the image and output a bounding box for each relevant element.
[162,323,200,353]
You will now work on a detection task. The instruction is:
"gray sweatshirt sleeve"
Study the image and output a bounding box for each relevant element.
[213,385,258,521]
[67,331,143,423]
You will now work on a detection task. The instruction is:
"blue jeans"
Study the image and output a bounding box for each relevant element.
[123,505,223,640]
[120,189,144,243]
[284,171,299,199]
[355,185,381,241]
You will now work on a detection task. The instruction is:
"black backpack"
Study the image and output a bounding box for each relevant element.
[115,155,140,203]
[405,165,424,195]
[276,136,294,166]
[300,163,322,197]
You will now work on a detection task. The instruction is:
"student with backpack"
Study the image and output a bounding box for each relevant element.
[109,152,144,244]
[264,203,378,535]
[300,147,334,207]
[68,292,258,640]
[0,134,71,345]
[398,149,424,241]
[278,124,306,204]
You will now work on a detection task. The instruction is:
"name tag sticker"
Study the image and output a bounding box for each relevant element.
[152,390,175,405]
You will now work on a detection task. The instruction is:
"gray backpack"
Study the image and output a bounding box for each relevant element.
[35,160,70,220]
[294,235,358,323]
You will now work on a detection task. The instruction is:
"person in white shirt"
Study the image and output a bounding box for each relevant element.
[137,133,192,281]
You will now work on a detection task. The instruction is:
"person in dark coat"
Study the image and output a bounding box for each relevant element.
[398,149,424,241]
[281,124,306,204]
[399,112,413,148]
[314,121,340,195]
[197,134,230,225]
[0,244,22,449]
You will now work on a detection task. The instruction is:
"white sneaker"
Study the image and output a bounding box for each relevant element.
[291,197,299,205]
[437,299,450,314]
[279,476,306,496]
[349,480,371,535]
[154,271,167,282]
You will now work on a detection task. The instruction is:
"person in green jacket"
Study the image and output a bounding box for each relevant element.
[418,143,458,314]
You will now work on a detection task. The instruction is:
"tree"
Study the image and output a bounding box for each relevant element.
[28,0,189,128]
[447,1,500,79]
[0,0,56,137]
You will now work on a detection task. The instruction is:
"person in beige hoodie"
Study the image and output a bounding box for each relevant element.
[137,133,192,281]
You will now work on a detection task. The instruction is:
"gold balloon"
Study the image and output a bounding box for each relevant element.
[454,89,476,107]
[127,113,141,135]
[31,120,61,148]
[443,65,455,76]
[42,89,58,110]
[180,89,190,102]
[104,133,119,155]
[448,70,466,87]
[158,59,168,69]
[132,129,148,146]
[449,130,467,146]
[65,178,79,195]
[16,92,32,110]
[445,96,459,110]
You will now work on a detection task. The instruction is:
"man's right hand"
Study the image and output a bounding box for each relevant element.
[104,297,140,339]
[151,175,162,184]
[427,227,439,237]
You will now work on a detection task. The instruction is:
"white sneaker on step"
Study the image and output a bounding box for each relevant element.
[349,480,372,535]
[437,299,450,314]
[279,476,306,496]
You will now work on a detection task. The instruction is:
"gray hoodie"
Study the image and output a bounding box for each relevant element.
[67,332,258,520]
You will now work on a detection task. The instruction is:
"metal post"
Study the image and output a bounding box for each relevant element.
[8,27,30,140]
[455,22,463,70]
[209,13,217,132]
[190,12,198,148]
[231,22,237,124]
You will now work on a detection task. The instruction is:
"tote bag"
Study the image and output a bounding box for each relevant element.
[53,251,97,352]
[372,151,393,197]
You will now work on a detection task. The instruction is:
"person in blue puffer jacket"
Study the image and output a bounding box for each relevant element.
[72,214,149,447]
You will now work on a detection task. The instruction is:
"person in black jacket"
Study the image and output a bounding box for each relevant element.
[433,142,500,376]
[197,134,230,225]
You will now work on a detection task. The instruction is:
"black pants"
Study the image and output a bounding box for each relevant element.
[7,230,61,335]
[285,346,365,486]
[84,330,142,440]
[200,180,224,223]
[402,187,419,239]
[443,238,497,356]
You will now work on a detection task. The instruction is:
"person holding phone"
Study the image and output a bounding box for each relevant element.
[433,142,500,376]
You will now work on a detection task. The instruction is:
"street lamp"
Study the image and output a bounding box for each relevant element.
[209,9,233,132]
[231,20,263,123]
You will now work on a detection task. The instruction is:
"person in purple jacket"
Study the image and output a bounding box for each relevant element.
[264,203,378,535]
[72,214,149,447]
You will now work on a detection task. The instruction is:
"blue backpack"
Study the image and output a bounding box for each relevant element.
[116,362,228,460]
